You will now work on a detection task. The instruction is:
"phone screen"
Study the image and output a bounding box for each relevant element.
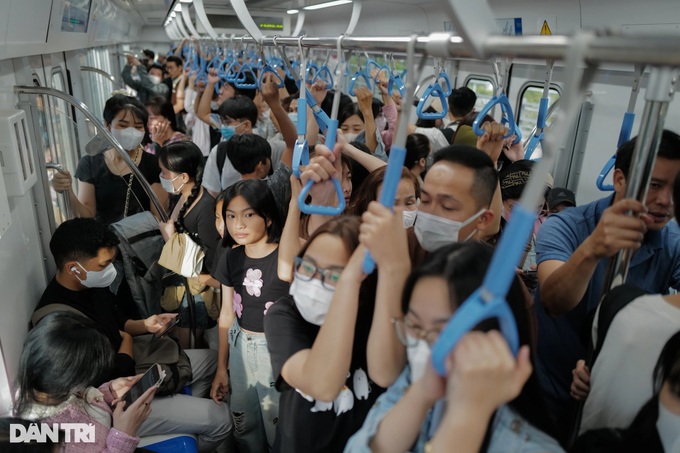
[123,364,162,409]
[151,315,181,343]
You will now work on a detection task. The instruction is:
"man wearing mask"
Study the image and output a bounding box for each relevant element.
[121,55,169,104]
[33,218,234,451]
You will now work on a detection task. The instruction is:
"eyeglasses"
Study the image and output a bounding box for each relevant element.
[294,257,343,290]
[392,317,441,347]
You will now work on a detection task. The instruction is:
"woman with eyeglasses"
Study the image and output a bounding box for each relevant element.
[264,216,384,453]
[345,241,563,453]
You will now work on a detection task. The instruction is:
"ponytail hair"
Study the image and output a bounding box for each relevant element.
[157,141,205,235]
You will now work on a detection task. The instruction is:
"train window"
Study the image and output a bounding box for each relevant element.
[82,48,114,123]
[465,77,496,112]
[517,84,560,158]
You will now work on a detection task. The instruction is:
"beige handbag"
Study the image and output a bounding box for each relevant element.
[158,233,205,278]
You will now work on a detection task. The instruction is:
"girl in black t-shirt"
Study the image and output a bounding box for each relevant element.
[211,179,288,452]
[264,216,383,453]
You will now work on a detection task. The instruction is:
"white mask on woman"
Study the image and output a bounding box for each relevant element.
[403,209,418,228]
[111,127,145,151]
[406,337,431,383]
[343,132,359,143]
[289,278,334,326]
[657,399,680,453]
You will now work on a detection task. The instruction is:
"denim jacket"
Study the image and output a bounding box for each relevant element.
[344,366,564,453]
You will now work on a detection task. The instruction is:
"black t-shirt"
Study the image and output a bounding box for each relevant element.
[34,278,135,382]
[215,246,290,332]
[264,294,384,453]
[75,151,161,225]
[179,191,221,274]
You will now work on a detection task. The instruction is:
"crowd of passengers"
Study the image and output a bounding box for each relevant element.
[3,41,680,453]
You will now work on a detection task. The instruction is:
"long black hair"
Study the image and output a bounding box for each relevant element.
[401,241,558,443]
[220,179,282,247]
[16,312,114,416]
[157,141,205,236]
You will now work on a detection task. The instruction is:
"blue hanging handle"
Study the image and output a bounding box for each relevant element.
[234,65,258,89]
[361,144,407,274]
[431,204,532,376]
[524,96,550,160]
[224,60,242,83]
[297,119,345,216]
[285,60,301,80]
[387,69,407,97]
[473,94,521,143]
[416,84,448,120]
[303,87,332,134]
[596,111,635,191]
[437,72,452,97]
[258,65,285,89]
[293,89,309,178]
[367,59,389,83]
[312,65,334,89]
[305,62,320,85]
[349,70,373,96]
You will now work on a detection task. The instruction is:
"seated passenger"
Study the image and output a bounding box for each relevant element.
[265,216,384,452]
[534,130,680,425]
[574,171,680,433]
[345,242,563,452]
[33,218,232,452]
[17,311,156,453]
[51,94,168,224]
[573,330,680,453]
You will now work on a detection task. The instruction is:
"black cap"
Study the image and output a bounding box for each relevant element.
[547,187,576,210]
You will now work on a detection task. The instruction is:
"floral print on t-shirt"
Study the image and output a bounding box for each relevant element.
[244,268,264,297]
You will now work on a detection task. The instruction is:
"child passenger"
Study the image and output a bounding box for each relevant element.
[210,179,289,452]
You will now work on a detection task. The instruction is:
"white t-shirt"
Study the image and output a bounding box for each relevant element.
[202,133,286,194]
[414,127,450,153]
[580,294,680,433]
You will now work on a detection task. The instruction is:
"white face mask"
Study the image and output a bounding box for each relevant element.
[414,209,485,252]
[210,101,220,111]
[375,115,387,132]
[290,277,334,326]
[148,75,162,85]
[74,262,117,288]
[403,209,418,228]
[344,132,359,142]
[406,336,431,383]
[657,399,680,453]
[159,174,184,194]
[110,126,145,151]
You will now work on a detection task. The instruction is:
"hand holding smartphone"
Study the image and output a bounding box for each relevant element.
[122,364,165,409]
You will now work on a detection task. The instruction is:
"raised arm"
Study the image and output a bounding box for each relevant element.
[277,176,303,282]
[356,87,378,153]
[280,245,366,402]
[360,202,411,387]
[337,130,387,173]
[197,69,219,126]
[538,198,646,315]
[261,73,295,168]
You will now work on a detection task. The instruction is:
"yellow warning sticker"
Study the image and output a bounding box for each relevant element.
[540,20,552,35]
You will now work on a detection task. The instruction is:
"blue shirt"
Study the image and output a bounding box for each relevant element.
[344,366,564,453]
[534,195,680,413]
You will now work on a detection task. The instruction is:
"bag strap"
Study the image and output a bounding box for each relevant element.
[31,303,88,327]
[216,141,229,180]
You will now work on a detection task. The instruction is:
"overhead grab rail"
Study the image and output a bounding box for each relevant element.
[14,86,169,223]
[473,57,521,143]
[523,60,555,160]
[362,34,427,273]
[596,64,646,191]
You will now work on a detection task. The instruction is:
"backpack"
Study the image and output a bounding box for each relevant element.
[109,212,165,318]
[565,284,650,447]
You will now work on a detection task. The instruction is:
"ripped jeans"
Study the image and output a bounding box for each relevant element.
[228,320,279,452]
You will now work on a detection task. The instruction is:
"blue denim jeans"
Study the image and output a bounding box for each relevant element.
[228,320,279,452]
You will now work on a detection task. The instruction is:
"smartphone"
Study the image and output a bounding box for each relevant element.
[523,270,537,276]
[151,315,181,343]
[123,364,163,409]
